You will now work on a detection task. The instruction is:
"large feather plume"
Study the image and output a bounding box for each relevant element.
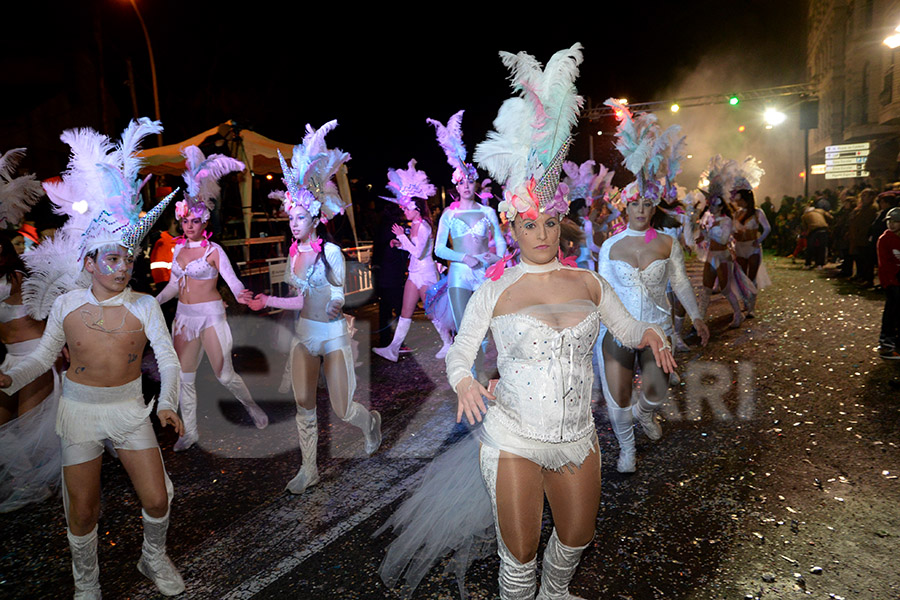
[700,154,739,200]
[281,120,351,221]
[21,229,91,319]
[475,43,584,200]
[733,155,765,191]
[0,148,44,228]
[181,145,245,212]
[605,98,662,182]
[427,111,469,175]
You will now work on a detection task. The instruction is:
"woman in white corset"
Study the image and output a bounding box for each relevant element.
[247,122,381,494]
[381,44,675,600]
[156,146,267,451]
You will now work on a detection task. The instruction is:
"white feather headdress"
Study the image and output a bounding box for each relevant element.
[0,148,44,229]
[380,159,436,211]
[732,155,765,192]
[700,154,739,204]
[176,145,245,222]
[22,118,177,319]
[474,43,584,220]
[562,160,616,206]
[604,98,684,206]
[427,110,477,185]
[277,120,350,223]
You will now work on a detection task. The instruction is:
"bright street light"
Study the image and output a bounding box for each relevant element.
[885,24,900,48]
[764,107,786,126]
[670,103,680,113]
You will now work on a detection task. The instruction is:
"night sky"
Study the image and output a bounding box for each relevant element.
[4,1,808,197]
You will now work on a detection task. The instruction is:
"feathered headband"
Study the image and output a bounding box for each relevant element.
[23,118,177,319]
[605,98,684,206]
[176,145,245,222]
[427,110,477,185]
[277,120,350,224]
[0,148,44,229]
[732,155,765,194]
[474,43,584,221]
[700,154,739,205]
[562,160,615,207]
[380,159,435,211]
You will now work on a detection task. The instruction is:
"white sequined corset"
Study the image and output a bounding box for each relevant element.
[446,261,667,446]
[283,242,345,320]
[489,303,601,443]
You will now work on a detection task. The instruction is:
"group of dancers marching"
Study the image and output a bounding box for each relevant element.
[0,43,773,600]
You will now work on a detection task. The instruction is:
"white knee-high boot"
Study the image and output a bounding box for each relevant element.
[607,401,636,473]
[373,317,411,363]
[216,370,268,429]
[342,401,382,455]
[173,371,198,452]
[498,544,537,600]
[286,406,320,494]
[137,508,185,596]
[632,392,662,441]
[536,529,589,600]
[433,321,453,359]
[69,525,101,599]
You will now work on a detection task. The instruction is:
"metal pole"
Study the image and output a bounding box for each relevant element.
[128,0,162,147]
[804,128,810,199]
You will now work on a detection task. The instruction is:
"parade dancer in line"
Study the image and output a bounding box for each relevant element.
[429,111,507,331]
[562,160,614,271]
[730,157,771,317]
[697,155,750,328]
[597,100,709,473]
[1,119,184,598]
[0,148,61,512]
[373,160,451,361]
[247,120,381,495]
[380,45,675,600]
[156,146,266,452]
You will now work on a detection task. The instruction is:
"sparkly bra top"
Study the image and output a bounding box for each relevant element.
[448,209,491,238]
[170,243,219,281]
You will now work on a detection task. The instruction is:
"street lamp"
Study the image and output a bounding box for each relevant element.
[764,107,786,127]
[885,24,900,49]
[125,0,162,146]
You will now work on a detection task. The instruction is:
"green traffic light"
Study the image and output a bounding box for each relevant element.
[729,95,740,106]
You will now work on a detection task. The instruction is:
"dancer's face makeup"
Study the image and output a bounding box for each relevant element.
[511,212,560,265]
[456,177,476,201]
[626,198,655,231]
[181,216,206,241]
[289,208,317,242]
[87,245,134,296]
[403,206,420,221]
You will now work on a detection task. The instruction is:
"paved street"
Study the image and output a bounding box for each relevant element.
[2,254,898,600]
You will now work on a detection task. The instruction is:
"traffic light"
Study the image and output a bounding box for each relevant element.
[728,95,740,106]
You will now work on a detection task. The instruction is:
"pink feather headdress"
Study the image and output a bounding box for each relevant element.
[427,110,477,185]
[380,159,436,211]
[474,43,584,221]
[176,145,245,222]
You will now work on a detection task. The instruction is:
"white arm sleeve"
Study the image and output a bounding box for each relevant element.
[594,274,669,350]
[445,281,495,391]
[140,296,181,414]
[397,222,430,261]
[212,244,246,299]
[668,241,702,321]
[5,299,67,394]
[324,243,346,303]
[155,275,180,305]
[156,245,181,304]
[434,211,466,263]
[265,293,305,310]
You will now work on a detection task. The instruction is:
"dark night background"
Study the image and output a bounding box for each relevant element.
[2,1,807,199]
